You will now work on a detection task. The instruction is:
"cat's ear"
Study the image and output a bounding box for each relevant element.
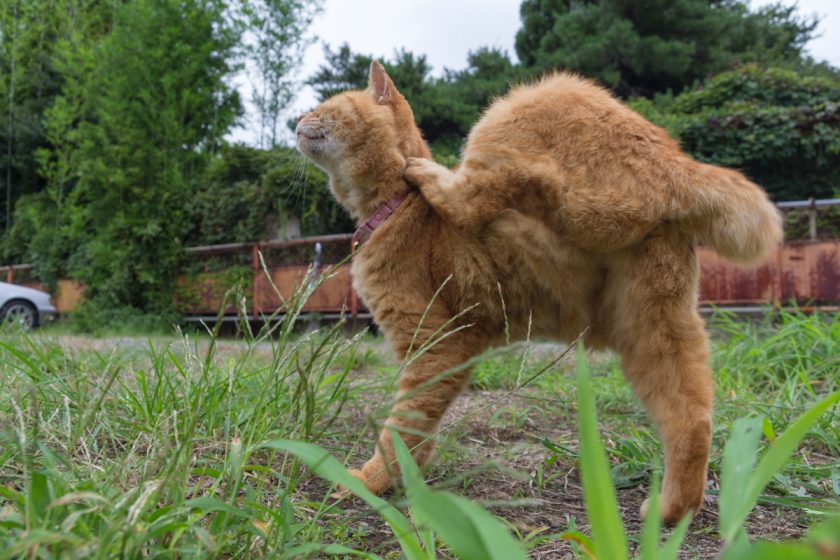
[368,61,392,105]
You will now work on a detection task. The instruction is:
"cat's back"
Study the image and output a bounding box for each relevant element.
[465,72,678,158]
[481,72,609,125]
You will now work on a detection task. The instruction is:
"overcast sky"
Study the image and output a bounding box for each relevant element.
[229,0,840,144]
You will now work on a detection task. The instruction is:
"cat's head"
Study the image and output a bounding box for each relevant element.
[296,61,430,219]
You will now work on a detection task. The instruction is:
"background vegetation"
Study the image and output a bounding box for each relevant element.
[1,0,839,313]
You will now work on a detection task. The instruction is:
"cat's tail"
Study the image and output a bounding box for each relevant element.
[677,161,783,265]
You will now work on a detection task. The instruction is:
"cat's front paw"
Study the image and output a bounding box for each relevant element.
[405,157,441,186]
[331,465,392,500]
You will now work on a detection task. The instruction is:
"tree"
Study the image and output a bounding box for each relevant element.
[515,0,819,97]
[9,0,241,310]
[4,0,321,313]
[236,0,322,148]
[1,0,114,267]
[0,0,70,233]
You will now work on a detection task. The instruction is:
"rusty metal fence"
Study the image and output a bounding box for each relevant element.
[177,234,359,320]
[3,199,840,318]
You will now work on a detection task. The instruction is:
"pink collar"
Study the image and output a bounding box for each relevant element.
[352,189,410,249]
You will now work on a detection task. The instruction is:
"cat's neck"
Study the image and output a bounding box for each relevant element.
[331,164,414,224]
[331,141,430,223]
[333,177,411,225]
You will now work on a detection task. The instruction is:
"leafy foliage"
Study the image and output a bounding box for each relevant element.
[631,65,840,200]
[22,0,240,310]
[0,0,69,232]
[1,0,320,313]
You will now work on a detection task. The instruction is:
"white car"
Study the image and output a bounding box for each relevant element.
[0,281,58,329]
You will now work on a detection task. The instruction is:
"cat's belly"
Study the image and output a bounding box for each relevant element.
[475,210,604,341]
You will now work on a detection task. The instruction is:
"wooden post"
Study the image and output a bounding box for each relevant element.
[808,198,817,240]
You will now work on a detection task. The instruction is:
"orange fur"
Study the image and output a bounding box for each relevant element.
[296,62,782,524]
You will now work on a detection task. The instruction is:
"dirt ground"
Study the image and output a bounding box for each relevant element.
[321,380,814,559]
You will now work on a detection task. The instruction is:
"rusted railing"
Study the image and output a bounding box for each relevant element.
[776,198,840,241]
[3,199,840,317]
[2,263,35,284]
[179,233,360,320]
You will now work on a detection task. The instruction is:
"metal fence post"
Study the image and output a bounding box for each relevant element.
[252,243,260,322]
[306,242,322,332]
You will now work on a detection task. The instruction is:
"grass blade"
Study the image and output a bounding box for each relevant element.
[392,429,528,560]
[280,543,383,559]
[719,416,764,543]
[575,341,628,560]
[639,470,662,559]
[259,439,426,560]
[721,391,840,544]
[404,489,527,560]
[657,516,691,560]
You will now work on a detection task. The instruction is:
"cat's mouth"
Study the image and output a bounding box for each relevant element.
[295,126,328,156]
[296,129,324,141]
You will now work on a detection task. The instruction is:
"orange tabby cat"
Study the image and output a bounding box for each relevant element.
[296,62,782,524]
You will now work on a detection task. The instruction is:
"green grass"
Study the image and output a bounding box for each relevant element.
[1,306,838,558]
[566,342,839,560]
[0,271,380,558]
[478,311,840,514]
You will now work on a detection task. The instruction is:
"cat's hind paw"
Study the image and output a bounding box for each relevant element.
[405,156,450,189]
[405,157,457,214]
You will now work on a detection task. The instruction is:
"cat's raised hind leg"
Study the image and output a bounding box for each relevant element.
[405,155,548,235]
[405,157,509,234]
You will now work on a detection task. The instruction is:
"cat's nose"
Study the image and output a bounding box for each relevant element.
[297,112,311,123]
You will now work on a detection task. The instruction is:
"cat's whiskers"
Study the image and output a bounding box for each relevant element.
[286,151,312,216]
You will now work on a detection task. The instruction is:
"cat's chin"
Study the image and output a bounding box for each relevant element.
[296,137,329,162]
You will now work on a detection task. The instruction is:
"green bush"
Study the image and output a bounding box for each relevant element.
[631,65,840,201]
[186,144,353,246]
